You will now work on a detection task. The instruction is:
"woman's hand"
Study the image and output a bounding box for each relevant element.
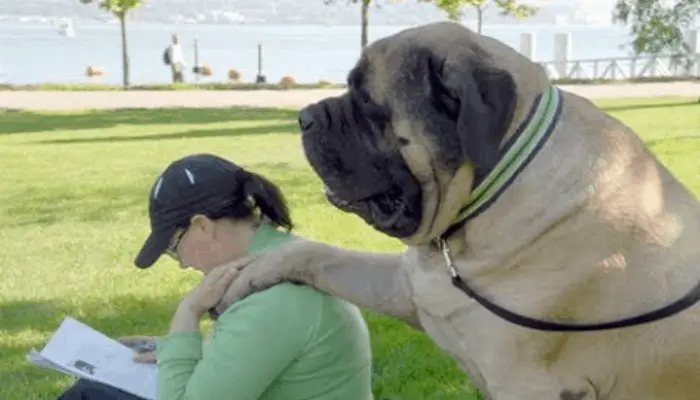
[117,335,159,364]
[179,264,241,318]
[211,239,318,316]
[170,265,239,334]
[118,334,159,348]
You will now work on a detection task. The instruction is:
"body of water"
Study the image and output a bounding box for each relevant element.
[0,20,636,85]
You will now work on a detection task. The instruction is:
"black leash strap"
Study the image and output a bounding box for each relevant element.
[439,239,700,332]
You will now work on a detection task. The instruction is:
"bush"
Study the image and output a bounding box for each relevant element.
[279,75,298,86]
[85,66,105,77]
[227,69,243,83]
[199,65,214,77]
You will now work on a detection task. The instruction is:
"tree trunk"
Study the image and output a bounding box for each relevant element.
[360,0,370,49]
[476,6,483,34]
[118,13,130,89]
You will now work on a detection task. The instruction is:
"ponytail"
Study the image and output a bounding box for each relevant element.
[239,170,293,231]
[202,167,294,231]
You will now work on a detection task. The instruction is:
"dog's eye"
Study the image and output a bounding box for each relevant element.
[352,89,389,124]
[361,97,387,118]
[397,137,410,146]
[359,92,375,108]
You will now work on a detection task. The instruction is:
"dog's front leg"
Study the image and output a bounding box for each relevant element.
[215,239,421,329]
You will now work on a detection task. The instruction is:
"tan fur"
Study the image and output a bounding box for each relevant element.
[216,22,700,399]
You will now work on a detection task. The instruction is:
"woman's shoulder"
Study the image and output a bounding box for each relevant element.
[255,283,360,311]
[219,283,322,317]
[246,282,323,301]
[215,284,368,357]
[219,283,361,325]
[257,285,366,331]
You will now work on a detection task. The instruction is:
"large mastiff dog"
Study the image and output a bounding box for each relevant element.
[216,22,700,399]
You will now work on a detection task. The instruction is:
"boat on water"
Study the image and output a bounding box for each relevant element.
[57,18,75,37]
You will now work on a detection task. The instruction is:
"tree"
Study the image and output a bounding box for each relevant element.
[425,0,539,33]
[80,0,145,88]
[613,1,699,101]
[324,0,373,49]
[612,0,699,57]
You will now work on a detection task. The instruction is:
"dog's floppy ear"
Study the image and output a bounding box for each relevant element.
[429,50,517,171]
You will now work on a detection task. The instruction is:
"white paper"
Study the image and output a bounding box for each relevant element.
[27,316,158,400]
[28,349,75,374]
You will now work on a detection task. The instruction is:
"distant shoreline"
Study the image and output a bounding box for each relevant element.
[0,82,346,92]
[0,22,642,85]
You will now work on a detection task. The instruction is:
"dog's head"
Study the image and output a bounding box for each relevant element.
[300,22,543,243]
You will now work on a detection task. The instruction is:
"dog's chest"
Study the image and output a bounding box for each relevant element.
[406,258,519,391]
[406,258,608,399]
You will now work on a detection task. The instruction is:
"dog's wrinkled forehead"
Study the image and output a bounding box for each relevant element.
[344,22,518,172]
[347,23,487,104]
[347,52,388,106]
[346,41,423,110]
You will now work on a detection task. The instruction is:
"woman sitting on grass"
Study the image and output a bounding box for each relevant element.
[57,153,373,400]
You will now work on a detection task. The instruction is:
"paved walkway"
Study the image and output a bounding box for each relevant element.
[1,82,698,110]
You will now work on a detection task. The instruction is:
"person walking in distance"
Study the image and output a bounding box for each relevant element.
[164,34,186,83]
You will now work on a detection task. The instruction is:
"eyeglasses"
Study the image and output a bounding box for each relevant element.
[165,228,187,262]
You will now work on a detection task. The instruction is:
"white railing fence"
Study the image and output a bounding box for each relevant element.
[539,54,700,80]
[521,29,700,81]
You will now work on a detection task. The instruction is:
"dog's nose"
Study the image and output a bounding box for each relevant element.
[298,108,315,131]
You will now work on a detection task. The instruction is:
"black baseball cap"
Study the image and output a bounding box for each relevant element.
[134,153,248,269]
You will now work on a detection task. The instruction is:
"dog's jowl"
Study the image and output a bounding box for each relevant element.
[560,389,587,400]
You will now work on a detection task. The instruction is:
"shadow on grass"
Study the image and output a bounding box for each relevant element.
[3,185,148,228]
[600,99,699,113]
[0,107,298,135]
[36,123,299,145]
[1,296,479,399]
[3,99,696,136]
[0,294,181,398]
[0,295,179,338]
[3,164,328,229]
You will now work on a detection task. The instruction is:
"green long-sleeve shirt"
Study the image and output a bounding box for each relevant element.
[155,223,373,400]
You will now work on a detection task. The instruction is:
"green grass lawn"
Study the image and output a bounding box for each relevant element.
[0,96,698,399]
